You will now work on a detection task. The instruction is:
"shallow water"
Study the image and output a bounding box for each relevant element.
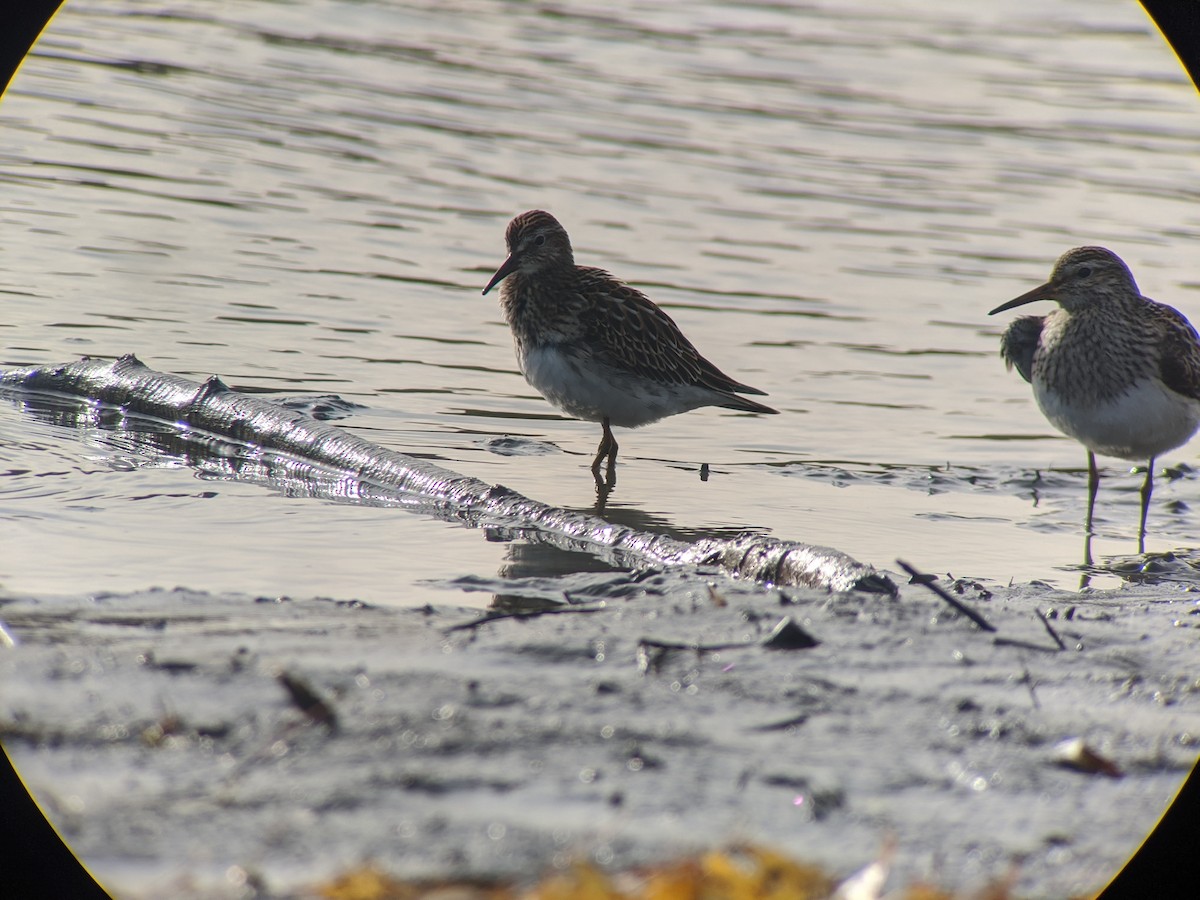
[4,0,1200,602]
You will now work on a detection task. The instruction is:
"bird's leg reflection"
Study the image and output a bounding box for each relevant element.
[1079,529,1094,590]
[593,464,616,513]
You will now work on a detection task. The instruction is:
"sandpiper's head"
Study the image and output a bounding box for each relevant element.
[481,210,574,295]
[989,246,1139,316]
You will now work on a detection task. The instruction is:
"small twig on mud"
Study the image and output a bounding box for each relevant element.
[992,636,1058,653]
[1018,666,1041,709]
[636,637,751,675]
[750,713,809,732]
[637,637,752,653]
[897,559,997,633]
[1035,608,1067,651]
[639,616,819,656]
[278,671,338,733]
[445,604,610,632]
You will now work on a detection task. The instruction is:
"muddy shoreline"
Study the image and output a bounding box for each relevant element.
[2,569,1196,898]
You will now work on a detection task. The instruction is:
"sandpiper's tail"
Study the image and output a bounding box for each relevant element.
[698,358,777,414]
[717,392,779,415]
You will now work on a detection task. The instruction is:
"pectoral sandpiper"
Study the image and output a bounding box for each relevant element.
[989,246,1200,546]
[482,210,777,482]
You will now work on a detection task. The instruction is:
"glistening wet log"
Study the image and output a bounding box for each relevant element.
[0,355,895,594]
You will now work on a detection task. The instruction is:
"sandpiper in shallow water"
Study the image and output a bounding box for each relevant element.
[482,210,778,481]
[989,246,1200,547]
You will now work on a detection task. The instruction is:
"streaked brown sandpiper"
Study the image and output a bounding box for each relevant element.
[989,246,1200,548]
[482,210,777,484]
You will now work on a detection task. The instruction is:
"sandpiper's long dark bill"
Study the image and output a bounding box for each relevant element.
[989,246,1200,545]
[482,209,778,479]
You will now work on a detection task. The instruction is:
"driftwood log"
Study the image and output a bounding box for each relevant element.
[0,355,895,594]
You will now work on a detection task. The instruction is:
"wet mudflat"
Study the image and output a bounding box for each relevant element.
[2,569,1196,898]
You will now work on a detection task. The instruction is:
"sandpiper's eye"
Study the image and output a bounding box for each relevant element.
[1076,265,1092,279]
[534,234,546,246]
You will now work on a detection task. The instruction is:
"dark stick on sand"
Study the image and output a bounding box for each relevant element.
[897,559,997,633]
[445,604,610,633]
[1035,608,1067,651]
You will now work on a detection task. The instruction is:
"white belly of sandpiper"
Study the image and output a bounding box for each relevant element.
[1034,377,1200,461]
[521,343,717,428]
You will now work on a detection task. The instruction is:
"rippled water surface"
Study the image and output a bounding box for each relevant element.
[3,0,1200,602]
